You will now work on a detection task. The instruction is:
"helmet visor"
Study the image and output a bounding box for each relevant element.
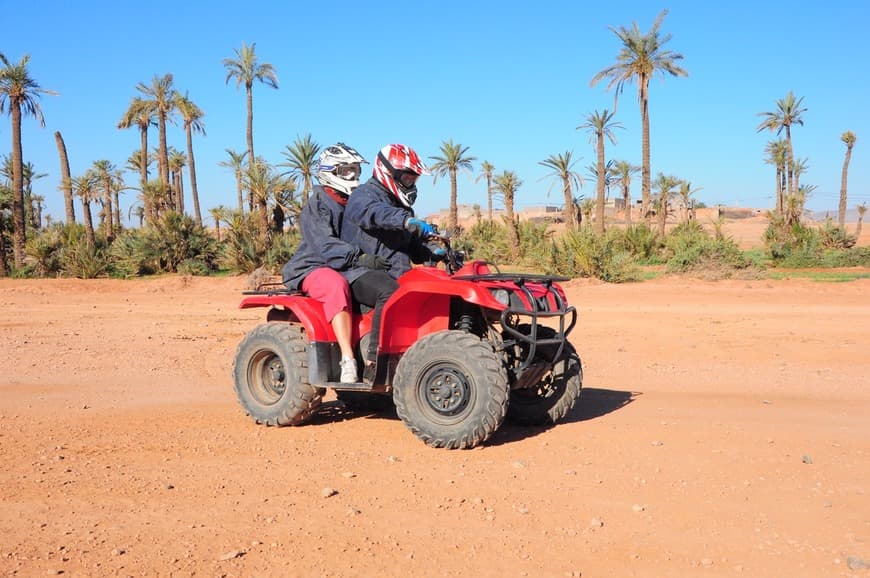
[396,170,419,189]
[335,163,362,180]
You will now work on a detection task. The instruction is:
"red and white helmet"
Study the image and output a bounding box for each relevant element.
[316,143,367,197]
[373,144,430,207]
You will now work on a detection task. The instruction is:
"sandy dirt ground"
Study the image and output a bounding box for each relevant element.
[1,223,868,577]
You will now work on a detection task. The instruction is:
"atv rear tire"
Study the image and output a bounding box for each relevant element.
[393,330,508,449]
[506,339,583,426]
[232,322,322,426]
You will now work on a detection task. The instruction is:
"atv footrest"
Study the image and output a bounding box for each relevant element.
[321,381,374,391]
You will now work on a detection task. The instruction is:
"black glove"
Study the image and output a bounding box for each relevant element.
[356,253,390,271]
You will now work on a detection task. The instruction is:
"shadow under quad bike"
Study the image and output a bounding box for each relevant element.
[232,237,582,449]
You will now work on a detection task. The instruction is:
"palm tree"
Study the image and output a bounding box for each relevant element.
[118,97,156,198]
[0,52,58,268]
[223,42,278,164]
[792,157,809,193]
[652,172,680,234]
[71,172,99,246]
[590,10,687,227]
[839,131,857,228]
[856,203,867,239]
[242,157,284,242]
[168,148,187,213]
[612,160,639,225]
[764,140,789,213]
[756,91,807,200]
[580,198,596,227]
[92,160,119,241]
[538,151,584,230]
[219,148,248,211]
[677,180,702,223]
[135,74,176,195]
[578,109,623,233]
[429,139,477,234]
[475,161,495,220]
[210,205,228,241]
[53,131,75,224]
[493,170,522,258]
[279,133,319,205]
[174,91,206,226]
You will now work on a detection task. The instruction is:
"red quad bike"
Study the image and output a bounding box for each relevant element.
[232,237,582,449]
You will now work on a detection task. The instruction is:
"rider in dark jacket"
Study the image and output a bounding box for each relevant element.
[281,143,368,383]
[341,144,441,381]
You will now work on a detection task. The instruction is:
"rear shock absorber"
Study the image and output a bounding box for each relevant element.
[457,314,473,333]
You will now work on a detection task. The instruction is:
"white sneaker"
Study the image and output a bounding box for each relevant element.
[339,356,358,383]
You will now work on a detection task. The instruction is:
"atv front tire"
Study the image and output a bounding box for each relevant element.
[393,330,508,449]
[507,339,583,426]
[232,322,322,426]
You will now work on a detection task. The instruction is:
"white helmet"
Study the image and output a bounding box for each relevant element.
[316,143,367,196]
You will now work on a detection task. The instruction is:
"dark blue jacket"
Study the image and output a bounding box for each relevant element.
[281,186,360,290]
[341,178,438,282]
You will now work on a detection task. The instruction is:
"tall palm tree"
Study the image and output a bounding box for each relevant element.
[839,131,857,228]
[590,10,687,225]
[652,172,680,234]
[219,148,248,211]
[135,74,176,195]
[764,139,788,213]
[493,170,522,258]
[53,131,75,224]
[475,161,495,220]
[71,172,99,246]
[118,96,156,197]
[30,193,45,229]
[0,52,58,268]
[538,151,584,230]
[612,160,639,225]
[223,42,278,165]
[429,139,477,234]
[756,91,807,201]
[279,133,319,205]
[578,109,623,233]
[175,91,206,226]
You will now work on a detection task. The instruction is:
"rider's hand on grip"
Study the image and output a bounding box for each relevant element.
[405,218,436,238]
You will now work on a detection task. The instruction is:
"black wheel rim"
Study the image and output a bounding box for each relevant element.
[248,349,286,405]
[418,363,473,421]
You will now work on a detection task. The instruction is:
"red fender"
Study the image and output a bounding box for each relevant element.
[239,295,336,341]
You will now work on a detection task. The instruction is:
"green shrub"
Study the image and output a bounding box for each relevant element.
[663,220,752,278]
[549,228,639,282]
[111,211,218,276]
[62,234,111,279]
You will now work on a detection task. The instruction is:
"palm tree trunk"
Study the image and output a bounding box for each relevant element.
[504,192,519,259]
[448,170,458,233]
[487,179,493,221]
[640,76,651,222]
[624,184,631,226]
[246,84,255,169]
[595,134,606,234]
[10,102,27,268]
[139,126,150,222]
[187,126,203,226]
[562,180,575,230]
[103,185,114,241]
[839,144,853,228]
[775,166,782,213]
[112,190,121,232]
[235,170,244,212]
[158,113,170,195]
[82,201,96,247]
[0,225,8,276]
[54,131,76,224]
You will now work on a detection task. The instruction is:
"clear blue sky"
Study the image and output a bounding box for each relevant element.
[3,0,869,224]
